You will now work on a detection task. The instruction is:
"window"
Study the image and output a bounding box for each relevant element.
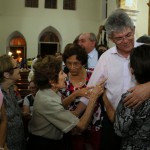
[25,0,38,8]
[63,0,76,10]
[45,0,57,9]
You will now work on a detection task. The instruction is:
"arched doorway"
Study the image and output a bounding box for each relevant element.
[39,26,62,58]
[7,31,27,63]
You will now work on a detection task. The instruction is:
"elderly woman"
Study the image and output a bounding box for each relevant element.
[0,55,25,150]
[27,55,105,150]
[60,44,103,150]
[61,44,92,110]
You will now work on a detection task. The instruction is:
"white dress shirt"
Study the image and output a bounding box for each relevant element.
[80,42,143,109]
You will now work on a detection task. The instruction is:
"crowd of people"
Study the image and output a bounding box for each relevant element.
[0,9,150,150]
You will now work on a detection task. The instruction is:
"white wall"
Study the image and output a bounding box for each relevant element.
[0,0,101,57]
[0,0,149,58]
[136,0,149,38]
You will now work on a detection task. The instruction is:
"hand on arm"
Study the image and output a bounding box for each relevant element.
[72,78,107,117]
[124,82,150,108]
[62,86,93,108]
[75,78,106,132]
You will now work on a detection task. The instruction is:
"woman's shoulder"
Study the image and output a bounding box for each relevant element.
[36,89,61,102]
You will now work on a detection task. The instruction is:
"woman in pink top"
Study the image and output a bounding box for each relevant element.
[0,89,7,150]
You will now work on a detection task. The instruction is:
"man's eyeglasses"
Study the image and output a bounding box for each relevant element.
[113,32,134,44]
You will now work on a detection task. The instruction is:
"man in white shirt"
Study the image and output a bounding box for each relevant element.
[80,9,150,115]
[76,9,150,150]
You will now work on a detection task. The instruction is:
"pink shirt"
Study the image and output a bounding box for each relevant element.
[0,89,3,109]
[80,42,143,109]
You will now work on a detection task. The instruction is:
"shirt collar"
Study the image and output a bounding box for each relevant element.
[110,41,142,59]
[88,48,97,58]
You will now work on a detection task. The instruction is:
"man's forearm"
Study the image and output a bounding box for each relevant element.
[124,81,150,108]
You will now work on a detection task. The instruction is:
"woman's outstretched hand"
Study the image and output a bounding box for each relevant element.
[89,78,107,100]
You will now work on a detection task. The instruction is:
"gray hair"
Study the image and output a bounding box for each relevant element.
[80,32,97,46]
[89,33,97,42]
[105,9,134,37]
[89,33,97,47]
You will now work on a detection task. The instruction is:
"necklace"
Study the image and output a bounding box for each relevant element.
[69,68,86,88]
[73,81,85,90]
[79,81,83,86]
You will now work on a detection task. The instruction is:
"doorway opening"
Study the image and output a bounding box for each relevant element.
[39,26,61,58]
[7,31,27,63]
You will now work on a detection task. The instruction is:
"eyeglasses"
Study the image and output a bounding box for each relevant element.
[66,61,81,68]
[113,32,134,44]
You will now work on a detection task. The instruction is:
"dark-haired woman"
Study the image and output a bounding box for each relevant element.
[27,55,105,150]
[60,44,103,150]
[114,44,150,150]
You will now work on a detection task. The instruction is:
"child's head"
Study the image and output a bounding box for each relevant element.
[28,80,37,96]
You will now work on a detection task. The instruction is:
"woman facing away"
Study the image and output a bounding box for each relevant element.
[27,55,105,150]
[114,44,150,150]
[0,55,26,150]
